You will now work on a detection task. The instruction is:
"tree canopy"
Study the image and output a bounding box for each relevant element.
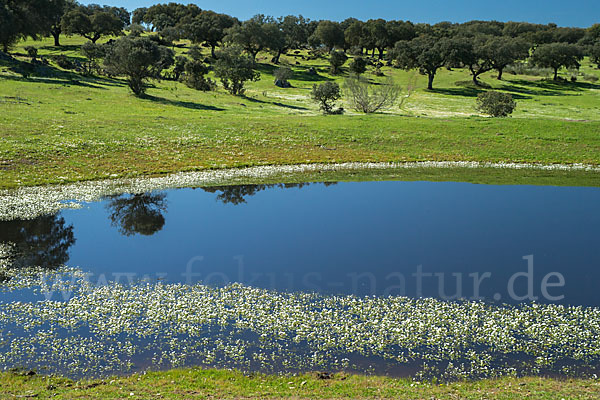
[62,4,128,43]
[531,42,584,80]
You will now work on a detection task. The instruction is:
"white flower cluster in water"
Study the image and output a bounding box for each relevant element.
[1,270,599,379]
[1,162,599,221]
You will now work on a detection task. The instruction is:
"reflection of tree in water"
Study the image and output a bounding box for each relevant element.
[202,182,338,205]
[106,192,168,236]
[0,214,76,271]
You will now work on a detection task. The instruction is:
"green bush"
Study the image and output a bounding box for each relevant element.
[476,91,516,117]
[24,46,37,61]
[214,46,260,96]
[329,50,348,74]
[81,42,105,75]
[103,37,167,96]
[54,55,75,70]
[311,81,342,114]
[349,57,367,76]
[183,59,216,91]
[273,66,292,87]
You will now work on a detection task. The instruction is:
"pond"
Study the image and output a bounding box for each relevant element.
[1,179,600,379]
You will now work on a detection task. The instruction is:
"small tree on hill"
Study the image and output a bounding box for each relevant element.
[349,56,367,76]
[476,91,516,117]
[311,82,342,114]
[274,66,292,87]
[104,37,164,96]
[81,41,105,75]
[591,41,600,69]
[214,46,260,95]
[530,43,584,80]
[173,55,187,81]
[183,59,216,91]
[329,50,348,74]
[390,35,460,90]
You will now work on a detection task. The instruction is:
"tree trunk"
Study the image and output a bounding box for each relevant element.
[52,31,61,47]
[211,45,216,58]
[473,73,480,86]
[2,43,8,54]
[273,49,282,64]
[497,67,503,80]
[378,47,384,59]
[553,67,558,80]
[427,73,434,90]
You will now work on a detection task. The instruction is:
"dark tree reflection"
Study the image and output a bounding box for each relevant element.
[202,182,337,205]
[0,214,76,270]
[106,192,168,236]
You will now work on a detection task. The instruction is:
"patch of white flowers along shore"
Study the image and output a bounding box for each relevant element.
[1,161,599,221]
[1,270,600,379]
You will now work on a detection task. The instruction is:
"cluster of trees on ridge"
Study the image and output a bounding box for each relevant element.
[2,1,600,106]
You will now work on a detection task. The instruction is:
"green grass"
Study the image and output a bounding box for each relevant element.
[1,368,599,399]
[1,35,599,189]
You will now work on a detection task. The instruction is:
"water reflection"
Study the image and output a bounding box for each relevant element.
[0,214,75,270]
[202,182,337,205]
[106,192,168,236]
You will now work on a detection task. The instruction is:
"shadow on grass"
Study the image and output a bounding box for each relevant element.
[432,82,530,99]
[39,45,82,53]
[1,57,127,89]
[507,78,600,92]
[241,95,269,104]
[241,94,308,110]
[271,102,308,111]
[142,94,225,111]
[0,73,107,90]
[429,86,484,97]
[256,62,334,83]
[255,63,277,75]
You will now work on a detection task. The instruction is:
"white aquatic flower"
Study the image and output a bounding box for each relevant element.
[1,266,600,379]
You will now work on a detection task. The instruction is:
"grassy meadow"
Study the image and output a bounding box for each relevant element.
[0,35,599,189]
[2,34,600,400]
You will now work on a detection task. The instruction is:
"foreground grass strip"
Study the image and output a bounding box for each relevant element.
[1,369,599,399]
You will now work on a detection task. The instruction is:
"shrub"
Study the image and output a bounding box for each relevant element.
[329,50,348,74]
[349,46,363,56]
[54,55,75,70]
[349,57,367,76]
[81,42,105,75]
[183,59,216,91]
[214,46,260,96]
[24,46,38,61]
[273,66,292,87]
[343,76,400,113]
[173,56,187,81]
[188,45,203,61]
[505,62,552,77]
[476,91,516,117]
[104,37,166,96]
[128,24,145,37]
[311,81,342,114]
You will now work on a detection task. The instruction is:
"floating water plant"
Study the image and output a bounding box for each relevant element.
[1,267,599,379]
